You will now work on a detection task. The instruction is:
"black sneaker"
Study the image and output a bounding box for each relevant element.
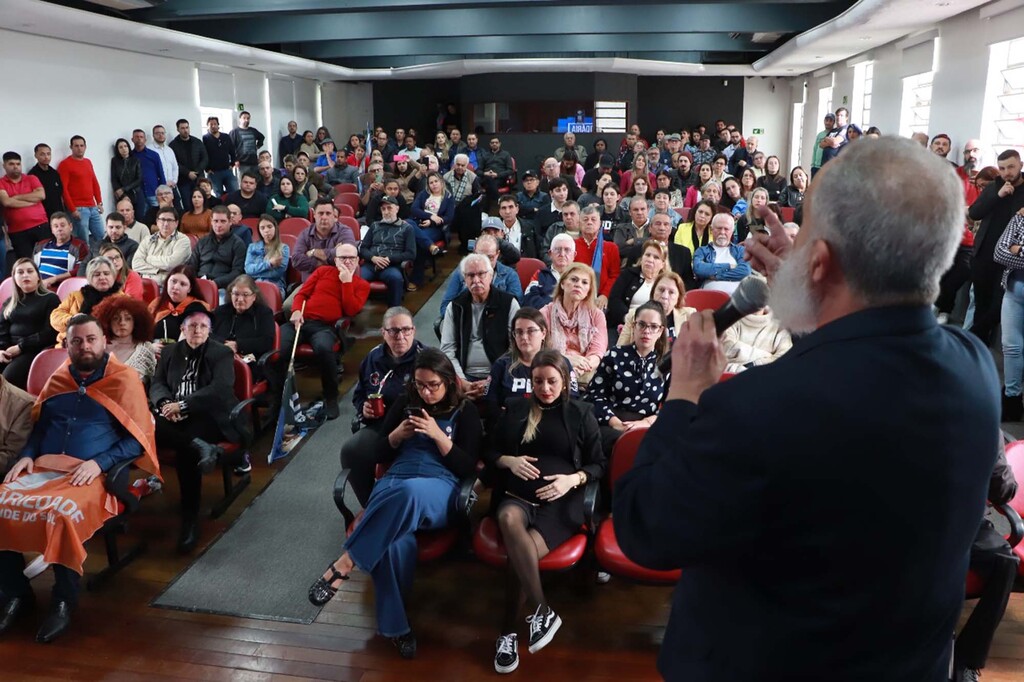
[392,631,417,659]
[233,453,252,475]
[954,668,981,682]
[494,633,519,674]
[526,604,561,654]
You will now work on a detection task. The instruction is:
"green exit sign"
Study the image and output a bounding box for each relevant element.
[753,128,764,134]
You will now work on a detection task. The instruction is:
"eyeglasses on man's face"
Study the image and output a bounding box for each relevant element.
[384,326,415,337]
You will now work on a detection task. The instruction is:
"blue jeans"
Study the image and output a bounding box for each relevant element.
[1001,274,1024,397]
[411,223,444,285]
[360,263,406,307]
[344,476,455,637]
[209,168,238,196]
[72,205,104,242]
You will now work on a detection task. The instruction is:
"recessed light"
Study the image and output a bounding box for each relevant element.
[20,23,34,28]
[787,68,794,72]
[246,62,256,66]
[935,1,951,5]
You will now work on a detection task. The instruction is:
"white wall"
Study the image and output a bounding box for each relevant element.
[742,77,794,168]
[792,3,1024,170]
[0,28,332,211]
[321,82,374,144]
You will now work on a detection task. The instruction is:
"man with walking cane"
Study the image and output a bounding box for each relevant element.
[271,243,369,421]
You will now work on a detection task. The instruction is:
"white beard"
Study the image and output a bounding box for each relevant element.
[768,243,821,334]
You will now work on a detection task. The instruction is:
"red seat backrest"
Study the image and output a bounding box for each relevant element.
[278,217,310,239]
[333,183,358,194]
[339,216,361,238]
[185,233,199,250]
[27,348,69,397]
[683,289,730,311]
[241,217,261,232]
[515,257,545,292]
[279,234,302,286]
[140,278,160,304]
[56,277,89,301]
[0,277,12,304]
[609,427,648,486]
[231,355,252,402]
[256,280,283,313]
[333,192,361,215]
[779,206,795,223]
[194,278,219,309]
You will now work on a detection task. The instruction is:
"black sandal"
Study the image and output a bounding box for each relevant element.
[308,562,349,606]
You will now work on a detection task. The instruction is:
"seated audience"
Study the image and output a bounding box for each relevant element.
[365,178,411,227]
[757,156,786,201]
[409,172,455,288]
[693,214,751,293]
[359,196,416,306]
[495,198,539,260]
[223,172,266,219]
[150,303,239,553]
[612,197,651,261]
[0,373,33,475]
[211,275,276,382]
[0,314,158,643]
[721,306,793,373]
[607,240,671,332]
[149,264,206,350]
[98,243,142,299]
[265,176,309,222]
[191,206,246,297]
[699,179,722,206]
[115,196,150,245]
[735,187,770,242]
[291,165,319,205]
[541,262,607,385]
[440,254,520,398]
[132,206,192,285]
[197,177,222,210]
[92,295,157,382]
[618,271,695,345]
[33,212,87,290]
[180,188,212,237]
[274,243,370,420]
[440,234,522,317]
[515,170,549,222]
[245,214,290,295]
[575,205,621,310]
[722,177,745,216]
[291,198,358,283]
[486,349,604,673]
[226,203,253,245]
[540,201,581,261]
[778,166,807,209]
[308,349,482,661]
[536,178,570,234]
[619,176,653,213]
[0,258,59,388]
[50,256,127,346]
[598,184,627,238]
[82,211,138,271]
[486,307,578,414]
[341,306,424,508]
[523,234,576,309]
[587,300,667,456]
[673,199,715,255]
[142,185,177,227]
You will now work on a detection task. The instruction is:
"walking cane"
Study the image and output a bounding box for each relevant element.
[286,301,307,375]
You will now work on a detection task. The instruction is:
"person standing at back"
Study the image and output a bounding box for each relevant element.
[230,111,265,179]
[614,138,1000,681]
[57,135,104,243]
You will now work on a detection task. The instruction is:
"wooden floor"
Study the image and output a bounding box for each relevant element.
[2,252,1024,680]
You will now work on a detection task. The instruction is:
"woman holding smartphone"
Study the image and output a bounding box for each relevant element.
[308,349,482,660]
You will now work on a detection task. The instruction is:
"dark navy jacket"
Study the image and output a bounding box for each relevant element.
[613,306,1000,681]
[353,341,424,428]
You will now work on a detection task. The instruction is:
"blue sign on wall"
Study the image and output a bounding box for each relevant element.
[556,111,593,133]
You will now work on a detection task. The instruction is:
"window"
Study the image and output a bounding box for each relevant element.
[981,37,1024,157]
[817,85,833,128]
[852,61,873,126]
[791,102,804,169]
[197,67,236,135]
[899,71,933,137]
[594,101,627,133]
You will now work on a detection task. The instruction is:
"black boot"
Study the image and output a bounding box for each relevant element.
[35,600,72,643]
[1001,393,1023,422]
[177,516,201,554]
[0,593,35,635]
[191,438,224,474]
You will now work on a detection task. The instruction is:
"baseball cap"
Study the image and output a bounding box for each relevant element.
[381,195,399,206]
[521,169,539,180]
[599,153,615,167]
[481,216,506,233]
[665,133,681,141]
[321,137,335,145]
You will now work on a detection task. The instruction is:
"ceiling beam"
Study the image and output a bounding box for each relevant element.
[294,33,767,59]
[137,0,842,22]
[328,51,709,69]
[174,4,850,44]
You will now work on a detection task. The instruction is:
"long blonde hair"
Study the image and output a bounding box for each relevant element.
[4,258,49,318]
[552,262,598,309]
[522,349,570,443]
[257,214,285,262]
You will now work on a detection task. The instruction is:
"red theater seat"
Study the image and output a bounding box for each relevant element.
[684,289,730,311]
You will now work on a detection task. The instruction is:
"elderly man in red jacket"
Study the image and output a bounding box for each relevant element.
[276,242,369,419]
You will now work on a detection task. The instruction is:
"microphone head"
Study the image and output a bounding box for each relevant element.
[731,276,770,315]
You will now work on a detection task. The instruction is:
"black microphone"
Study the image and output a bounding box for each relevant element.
[658,277,770,375]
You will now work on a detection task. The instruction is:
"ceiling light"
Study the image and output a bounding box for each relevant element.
[935,1,951,5]
[859,36,872,41]
[814,55,824,59]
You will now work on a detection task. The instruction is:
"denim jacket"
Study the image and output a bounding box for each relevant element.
[693,242,751,284]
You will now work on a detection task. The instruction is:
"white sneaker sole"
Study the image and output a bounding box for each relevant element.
[527,615,561,654]
[495,656,519,674]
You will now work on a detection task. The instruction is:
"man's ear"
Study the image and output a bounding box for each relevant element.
[807,239,836,285]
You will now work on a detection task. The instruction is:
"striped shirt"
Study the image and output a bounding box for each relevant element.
[36,240,75,279]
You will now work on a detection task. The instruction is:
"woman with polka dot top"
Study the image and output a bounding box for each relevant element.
[585,299,668,457]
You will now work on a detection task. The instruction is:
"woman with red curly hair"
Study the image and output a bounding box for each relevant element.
[92,294,157,382]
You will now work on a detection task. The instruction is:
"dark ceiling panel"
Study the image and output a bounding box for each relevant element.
[331,52,709,69]
[294,33,768,60]
[173,4,851,45]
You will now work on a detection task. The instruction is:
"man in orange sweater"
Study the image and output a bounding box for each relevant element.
[277,242,369,419]
[56,136,104,243]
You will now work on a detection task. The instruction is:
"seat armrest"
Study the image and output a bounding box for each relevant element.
[582,479,600,531]
[104,459,139,514]
[229,398,256,447]
[455,475,478,519]
[334,469,356,527]
[994,502,1024,549]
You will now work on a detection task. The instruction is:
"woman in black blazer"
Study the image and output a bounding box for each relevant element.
[110,138,142,205]
[211,275,276,380]
[485,349,605,673]
[149,301,239,553]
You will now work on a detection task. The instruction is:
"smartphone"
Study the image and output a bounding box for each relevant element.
[405,407,422,419]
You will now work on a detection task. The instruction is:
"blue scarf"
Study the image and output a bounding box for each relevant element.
[590,230,604,279]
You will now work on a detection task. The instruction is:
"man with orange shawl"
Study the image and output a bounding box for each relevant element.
[0,314,158,644]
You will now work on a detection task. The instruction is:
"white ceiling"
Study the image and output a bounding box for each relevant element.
[0,0,1000,80]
